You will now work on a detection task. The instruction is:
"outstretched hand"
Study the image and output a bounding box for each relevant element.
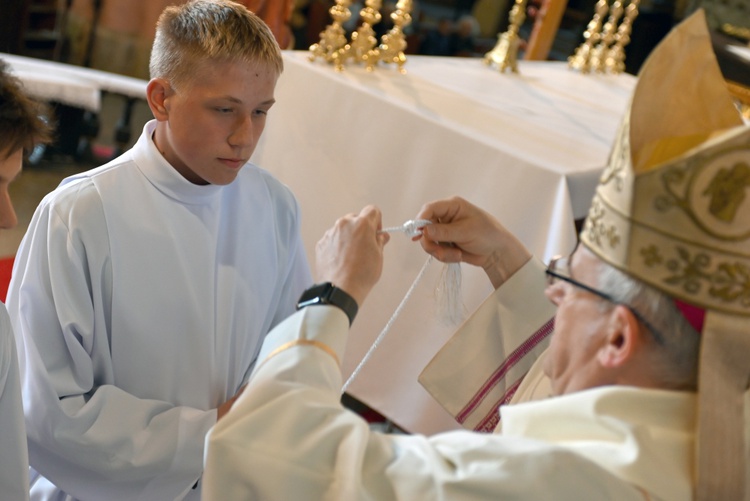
[415,196,531,289]
[315,205,390,307]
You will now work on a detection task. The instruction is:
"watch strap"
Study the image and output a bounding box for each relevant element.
[297,282,358,326]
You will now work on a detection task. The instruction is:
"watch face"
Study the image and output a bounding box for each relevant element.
[297,282,333,307]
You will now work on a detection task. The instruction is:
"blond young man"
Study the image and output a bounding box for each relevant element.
[6,2,311,499]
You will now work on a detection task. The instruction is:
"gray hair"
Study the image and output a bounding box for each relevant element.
[595,259,700,390]
[149,0,283,89]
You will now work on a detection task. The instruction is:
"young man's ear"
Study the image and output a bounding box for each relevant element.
[146,78,172,121]
[597,305,643,369]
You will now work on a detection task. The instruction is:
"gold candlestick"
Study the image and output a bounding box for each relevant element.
[590,0,623,72]
[606,0,640,74]
[568,0,609,73]
[337,0,383,71]
[376,0,413,73]
[309,0,353,65]
[484,0,527,73]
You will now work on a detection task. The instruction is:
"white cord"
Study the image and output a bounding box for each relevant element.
[341,255,434,394]
[378,219,432,238]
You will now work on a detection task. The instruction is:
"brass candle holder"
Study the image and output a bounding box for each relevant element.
[337,0,383,71]
[309,0,353,65]
[590,0,623,72]
[376,0,413,73]
[310,0,414,72]
[605,0,640,74]
[569,0,640,75]
[568,0,609,73]
[484,0,527,73]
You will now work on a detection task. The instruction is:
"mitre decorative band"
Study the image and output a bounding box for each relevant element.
[581,122,750,318]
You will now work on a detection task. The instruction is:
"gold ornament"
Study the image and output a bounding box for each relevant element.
[336,0,383,71]
[376,0,413,73]
[568,0,609,73]
[605,0,640,74]
[309,0,353,66]
[569,0,641,75]
[590,0,623,72]
[484,0,527,73]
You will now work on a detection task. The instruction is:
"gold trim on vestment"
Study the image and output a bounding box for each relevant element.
[264,339,341,368]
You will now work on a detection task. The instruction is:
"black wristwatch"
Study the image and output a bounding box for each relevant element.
[296,282,359,326]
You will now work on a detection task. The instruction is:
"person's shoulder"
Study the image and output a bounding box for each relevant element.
[38,152,135,217]
[59,150,135,188]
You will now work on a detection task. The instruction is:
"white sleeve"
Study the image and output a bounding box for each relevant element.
[7,188,213,500]
[0,306,29,501]
[267,195,313,331]
[202,307,645,501]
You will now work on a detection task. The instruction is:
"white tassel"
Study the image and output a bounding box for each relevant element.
[435,262,465,326]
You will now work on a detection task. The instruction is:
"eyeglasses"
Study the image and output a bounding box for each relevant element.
[545,255,665,345]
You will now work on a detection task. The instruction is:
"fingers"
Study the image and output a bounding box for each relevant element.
[315,205,388,308]
[420,237,463,263]
[415,196,465,225]
[413,196,474,263]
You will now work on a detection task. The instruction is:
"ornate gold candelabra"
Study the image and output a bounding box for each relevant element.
[605,0,640,74]
[309,0,414,72]
[336,0,382,71]
[484,0,527,73]
[569,0,641,75]
[309,0,353,65]
[568,0,608,73]
[590,0,623,72]
[376,0,413,73]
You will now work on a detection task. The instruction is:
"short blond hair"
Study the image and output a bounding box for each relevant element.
[149,0,283,89]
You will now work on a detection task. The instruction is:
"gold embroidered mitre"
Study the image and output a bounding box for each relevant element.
[580,10,750,500]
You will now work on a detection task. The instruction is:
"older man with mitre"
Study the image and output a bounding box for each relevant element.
[202,10,748,500]
[420,8,749,499]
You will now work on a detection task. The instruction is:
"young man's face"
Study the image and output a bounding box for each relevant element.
[543,246,613,396]
[0,147,22,229]
[152,59,279,185]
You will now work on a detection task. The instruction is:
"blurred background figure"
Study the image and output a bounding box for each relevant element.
[419,17,454,56]
[244,0,297,49]
[451,14,480,56]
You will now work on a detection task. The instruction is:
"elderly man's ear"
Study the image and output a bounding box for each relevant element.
[597,306,644,369]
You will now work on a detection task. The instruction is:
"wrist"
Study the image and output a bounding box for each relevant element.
[483,249,532,289]
[297,282,359,326]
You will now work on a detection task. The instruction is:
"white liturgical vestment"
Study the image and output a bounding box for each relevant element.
[6,120,312,500]
[0,304,29,501]
[203,299,696,500]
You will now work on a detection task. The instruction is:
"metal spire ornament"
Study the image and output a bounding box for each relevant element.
[484,0,527,73]
[568,0,609,73]
[336,0,383,71]
[605,0,640,74]
[309,0,353,66]
[376,0,414,73]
